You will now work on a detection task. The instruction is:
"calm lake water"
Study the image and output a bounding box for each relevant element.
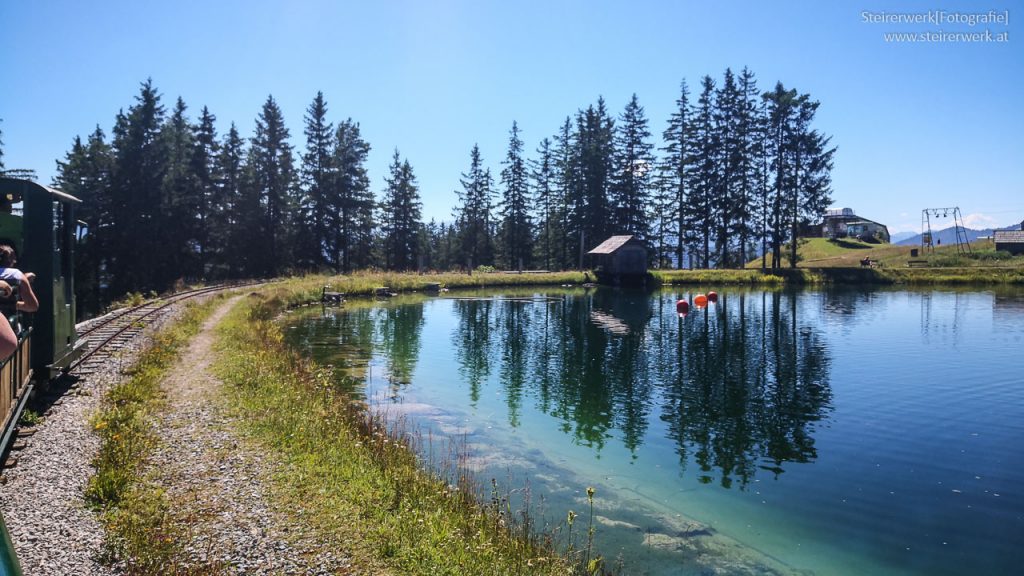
[284,287,1024,575]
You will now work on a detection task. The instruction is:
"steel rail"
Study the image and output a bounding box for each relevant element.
[68,284,244,373]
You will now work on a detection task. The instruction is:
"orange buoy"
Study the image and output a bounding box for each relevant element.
[676,299,689,316]
[694,294,708,308]
[707,291,718,303]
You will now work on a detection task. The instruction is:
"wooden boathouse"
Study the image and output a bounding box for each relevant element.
[587,235,648,285]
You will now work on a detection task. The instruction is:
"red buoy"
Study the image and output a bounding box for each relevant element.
[694,294,708,308]
[707,291,718,303]
[676,299,689,317]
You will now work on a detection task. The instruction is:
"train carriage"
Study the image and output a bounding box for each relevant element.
[0,177,83,458]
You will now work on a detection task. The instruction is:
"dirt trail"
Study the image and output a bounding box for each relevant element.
[147,295,349,574]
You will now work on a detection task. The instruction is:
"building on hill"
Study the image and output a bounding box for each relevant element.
[818,208,890,243]
[994,229,1024,255]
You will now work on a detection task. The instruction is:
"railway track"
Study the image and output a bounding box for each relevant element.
[69,284,249,376]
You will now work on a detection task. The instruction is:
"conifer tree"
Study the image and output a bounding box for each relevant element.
[55,126,113,315]
[713,69,742,267]
[734,67,762,267]
[299,92,334,269]
[109,79,167,295]
[191,106,219,277]
[574,98,615,263]
[332,119,374,271]
[454,144,495,269]
[248,95,296,276]
[763,83,795,268]
[687,76,718,268]
[211,123,246,277]
[161,97,200,284]
[611,94,655,246]
[379,149,423,271]
[659,80,692,268]
[552,117,578,269]
[531,137,560,270]
[0,119,5,173]
[497,121,532,270]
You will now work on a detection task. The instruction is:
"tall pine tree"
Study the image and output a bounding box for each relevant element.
[332,119,374,271]
[298,92,334,269]
[454,144,495,269]
[611,94,655,246]
[497,121,532,270]
[109,79,167,295]
[379,150,423,271]
[247,95,297,276]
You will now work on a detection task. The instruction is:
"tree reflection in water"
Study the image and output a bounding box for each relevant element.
[296,289,833,489]
[450,289,833,489]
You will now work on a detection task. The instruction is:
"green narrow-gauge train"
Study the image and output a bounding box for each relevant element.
[0,177,84,575]
[0,177,83,445]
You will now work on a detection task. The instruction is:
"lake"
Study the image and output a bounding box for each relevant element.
[284,286,1024,575]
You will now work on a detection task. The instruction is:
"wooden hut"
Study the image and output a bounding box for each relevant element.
[587,235,648,285]
[994,229,1024,255]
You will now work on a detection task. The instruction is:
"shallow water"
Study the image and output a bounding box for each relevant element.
[285,287,1024,575]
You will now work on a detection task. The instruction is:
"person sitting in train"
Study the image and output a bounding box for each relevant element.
[0,242,38,313]
[0,284,17,360]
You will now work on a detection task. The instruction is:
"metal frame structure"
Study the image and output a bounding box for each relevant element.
[921,207,972,255]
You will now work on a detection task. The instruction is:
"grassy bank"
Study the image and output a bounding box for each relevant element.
[212,284,586,575]
[287,270,589,304]
[86,296,224,572]
[651,269,786,285]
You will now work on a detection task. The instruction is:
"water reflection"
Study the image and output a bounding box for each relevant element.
[293,290,833,486]
[350,288,835,489]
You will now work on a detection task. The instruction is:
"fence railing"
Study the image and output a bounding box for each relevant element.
[0,329,34,456]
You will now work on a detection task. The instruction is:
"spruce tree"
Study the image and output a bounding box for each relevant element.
[212,123,246,277]
[191,106,219,278]
[109,78,167,295]
[160,97,200,285]
[454,144,494,270]
[611,93,655,246]
[332,119,374,271]
[248,95,296,276]
[299,92,334,269]
[688,76,718,268]
[659,79,692,268]
[530,137,559,271]
[763,82,800,269]
[379,150,423,271]
[54,126,113,315]
[575,98,615,263]
[497,121,532,270]
[552,117,578,269]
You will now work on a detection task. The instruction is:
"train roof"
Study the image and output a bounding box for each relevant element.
[0,177,82,204]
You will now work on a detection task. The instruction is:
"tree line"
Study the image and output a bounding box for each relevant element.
[8,68,833,311]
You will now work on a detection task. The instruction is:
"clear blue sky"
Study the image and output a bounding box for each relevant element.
[2,0,1021,234]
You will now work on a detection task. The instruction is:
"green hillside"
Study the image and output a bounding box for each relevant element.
[748,237,1024,269]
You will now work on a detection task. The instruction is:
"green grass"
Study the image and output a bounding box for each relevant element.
[735,238,1024,285]
[651,269,785,286]
[212,283,591,575]
[281,270,589,306]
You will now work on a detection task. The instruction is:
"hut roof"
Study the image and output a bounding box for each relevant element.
[587,235,637,255]
[995,230,1024,242]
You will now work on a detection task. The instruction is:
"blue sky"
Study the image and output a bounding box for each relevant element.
[1,0,1021,234]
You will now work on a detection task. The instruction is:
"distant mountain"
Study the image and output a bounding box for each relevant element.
[890,231,917,243]
[895,226,996,246]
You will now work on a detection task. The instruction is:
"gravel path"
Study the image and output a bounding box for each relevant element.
[146,296,349,574]
[0,295,351,574]
[0,306,186,575]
